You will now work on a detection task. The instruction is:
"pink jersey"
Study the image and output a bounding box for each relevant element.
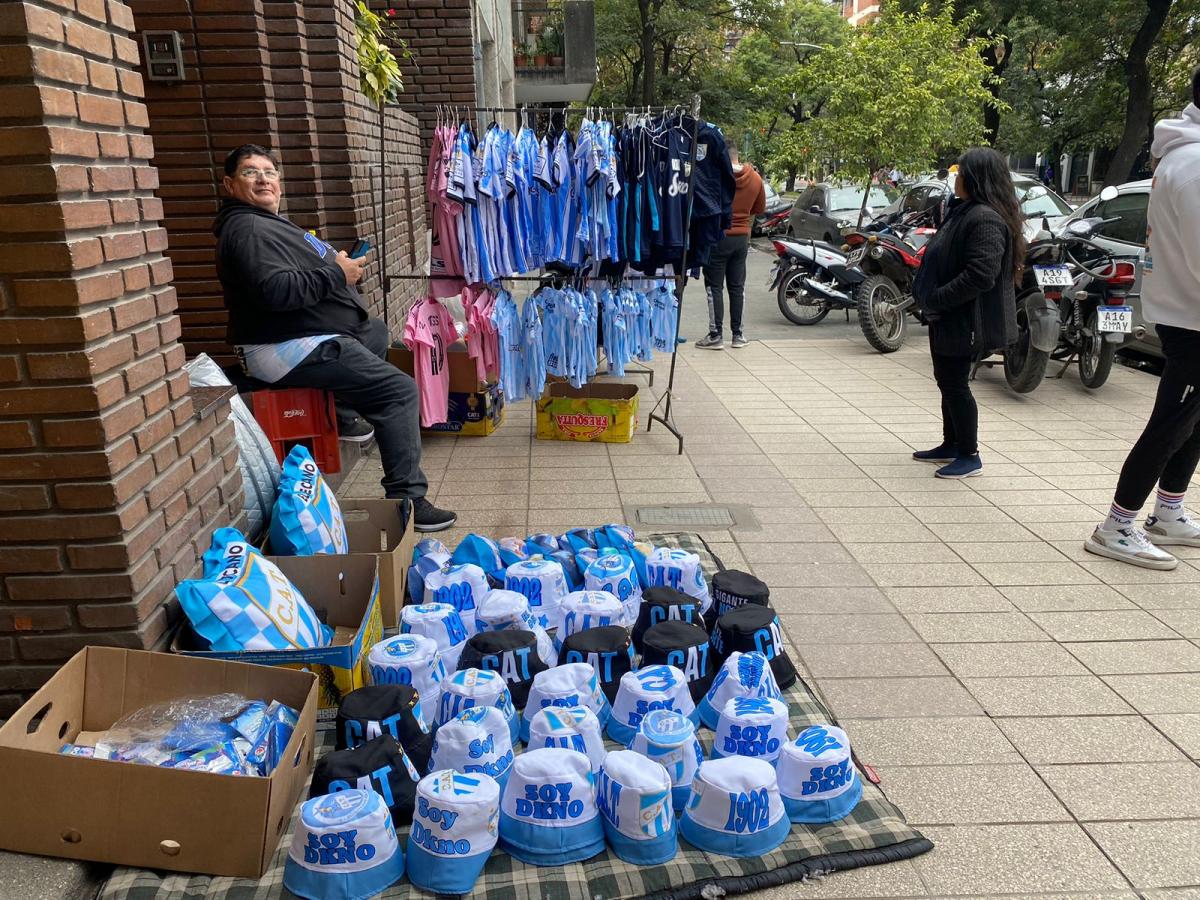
[463,287,500,384]
[403,297,458,427]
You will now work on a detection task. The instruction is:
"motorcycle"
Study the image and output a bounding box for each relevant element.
[767,236,864,326]
[999,189,1136,392]
[761,208,791,237]
[845,210,938,353]
[767,210,930,329]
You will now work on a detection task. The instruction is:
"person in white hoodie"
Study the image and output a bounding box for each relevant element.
[1086,67,1200,570]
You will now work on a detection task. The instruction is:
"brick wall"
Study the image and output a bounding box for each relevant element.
[128,0,428,362]
[0,0,244,715]
[379,0,476,156]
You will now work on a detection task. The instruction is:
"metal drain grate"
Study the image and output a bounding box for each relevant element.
[635,505,737,527]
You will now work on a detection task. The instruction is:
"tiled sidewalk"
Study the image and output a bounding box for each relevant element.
[344,336,1200,898]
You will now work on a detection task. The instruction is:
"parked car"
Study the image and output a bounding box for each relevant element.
[752,183,793,236]
[880,172,1074,240]
[786,183,896,243]
[1059,180,1154,358]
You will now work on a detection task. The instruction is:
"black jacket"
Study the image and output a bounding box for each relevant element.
[913,199,1017,356]
[213,200,369,345]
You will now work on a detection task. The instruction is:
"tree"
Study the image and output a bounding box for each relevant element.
[792,6,1001,222]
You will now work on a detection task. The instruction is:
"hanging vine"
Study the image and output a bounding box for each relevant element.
[355,2,407,106]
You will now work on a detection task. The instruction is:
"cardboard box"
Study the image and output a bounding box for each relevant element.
[0,647,317,878]
[536,382,640,443]
[339,497,416,628]
[389,346,504,436]
[177,555,383,721]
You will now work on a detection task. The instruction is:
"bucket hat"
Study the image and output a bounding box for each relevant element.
[597,750,678,865]
[498,748,606,866]
[407,769,500,895]
[628,708,705,812]
[645,547,711,614]
[310,734,421,827]
[632,587,702,652]
[365,635,445,728]
[429,706,515,792]
[679,757,790,858]
[423,562,490,636]
[641,621,715,702]
[520,662,610,742]
[284,789,405,900]
[607,664,697,745]
[697,651,783,730]
[777,724,862,824]
[458,630,551,709]
[436,667,519,744]
[710,696,791,766]
[558,625,635,703]
[711,605,797,690]
[400,602,469,674]
[336,684,433,772]
[526,705,606,773]
[504,556,570,630]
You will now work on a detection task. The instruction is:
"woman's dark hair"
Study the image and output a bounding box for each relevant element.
[955,147,1026,280]
[224,144,278,176]
[1192,64,1199,107]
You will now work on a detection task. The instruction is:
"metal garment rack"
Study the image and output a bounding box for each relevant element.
[390,97,704,452]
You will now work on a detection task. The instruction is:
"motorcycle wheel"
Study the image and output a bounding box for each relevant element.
[1003,298,1050,393]
[1078,309,1116,389]
[855,274,907,353]
[777,269,831,326]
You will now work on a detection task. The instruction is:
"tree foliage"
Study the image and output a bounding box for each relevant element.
[792,6,1000,183]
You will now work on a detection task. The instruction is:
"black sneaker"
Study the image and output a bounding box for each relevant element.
[413,497,457,533]
[695,332,724,350]
[338,416,375,443]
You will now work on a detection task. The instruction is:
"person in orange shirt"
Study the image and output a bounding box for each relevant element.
[696,139,766,350]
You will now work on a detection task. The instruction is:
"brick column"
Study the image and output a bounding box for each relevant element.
[0,0,243,714]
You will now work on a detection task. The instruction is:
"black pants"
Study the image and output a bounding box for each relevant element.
[703,233,750,336]
[931,351,978,456]
[1113,324,1200,509]
[277,318,428,501]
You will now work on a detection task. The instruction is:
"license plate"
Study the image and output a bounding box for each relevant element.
[1034,265,1073,288]
[1098,306,1132,333]
[846,248,865,266]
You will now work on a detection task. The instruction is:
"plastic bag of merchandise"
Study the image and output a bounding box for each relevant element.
[184,353,281,541]
[87,693,298,776]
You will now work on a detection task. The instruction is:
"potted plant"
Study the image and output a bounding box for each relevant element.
[533,33,549,68]
[514,40,527,68]
[544,28,563,66]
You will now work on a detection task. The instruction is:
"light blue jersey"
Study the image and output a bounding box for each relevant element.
[491,288,526,401]
[521,294,547,398]
[650,283,679,353]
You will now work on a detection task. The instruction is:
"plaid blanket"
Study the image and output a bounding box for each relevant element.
[101,533,932,900]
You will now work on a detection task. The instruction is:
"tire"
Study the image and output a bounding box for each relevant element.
[777,268,831,326]
[1003,295,1051,393]
[1078,309,1116,389]
[855,274,907,353]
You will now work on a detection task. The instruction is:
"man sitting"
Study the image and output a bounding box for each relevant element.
[213,144,456,532]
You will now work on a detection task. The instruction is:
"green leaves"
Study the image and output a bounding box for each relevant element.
[355,0,407,107]
[791,5,1000,179]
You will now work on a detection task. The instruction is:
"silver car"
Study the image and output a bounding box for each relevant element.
[1059,180,1154,357]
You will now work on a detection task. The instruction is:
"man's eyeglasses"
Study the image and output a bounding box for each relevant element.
[237,168,280,181]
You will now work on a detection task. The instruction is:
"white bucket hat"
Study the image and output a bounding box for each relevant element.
[406,769,500,895]
[777,724,862,824]
[365,635,445,729]
[498,747,606,866]
[597,750,678,865]
[679,757,790,857]
[711,696,791,766]
[520,662,611,742]
[628,708,705,812]
[607,664,697,746]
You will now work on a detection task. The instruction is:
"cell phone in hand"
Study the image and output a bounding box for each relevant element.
[349,239,370,259]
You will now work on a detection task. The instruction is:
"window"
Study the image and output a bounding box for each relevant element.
[796,187,815,210]
[1094,192,1150,246]
[902,186,930,212]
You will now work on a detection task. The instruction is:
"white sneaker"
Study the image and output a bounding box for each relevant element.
[1145,512,1200,547]
[1084,526,1178,570]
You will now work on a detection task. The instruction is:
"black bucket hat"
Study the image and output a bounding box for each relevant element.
[708,570,770,627]
[458,629,551,709]
[310,733,421,826]
[711,604,797,690]
[558,625,635,703]
[633,587,703,652]
[335,683,434,772]
[640,620,715,702]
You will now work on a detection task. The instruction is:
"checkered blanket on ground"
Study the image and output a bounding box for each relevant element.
[100,533,932,900]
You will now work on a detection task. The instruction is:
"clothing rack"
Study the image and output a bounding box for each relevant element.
[394,97,705,453]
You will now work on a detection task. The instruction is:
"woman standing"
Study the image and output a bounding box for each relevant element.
[911,148,1024,478]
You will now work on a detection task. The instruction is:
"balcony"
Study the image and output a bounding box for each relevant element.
[512,1,596,103]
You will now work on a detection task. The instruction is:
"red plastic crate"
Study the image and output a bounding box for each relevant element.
[251,387,341,474]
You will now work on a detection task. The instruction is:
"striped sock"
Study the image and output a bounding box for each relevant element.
[1154,488,1186,521]
[1101,501,1137,533]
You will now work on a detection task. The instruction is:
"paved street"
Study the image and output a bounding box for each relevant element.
[344,255,1200,898]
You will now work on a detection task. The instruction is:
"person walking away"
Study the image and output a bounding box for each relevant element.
[910,147,1023,479]
[1085,68,1200,570]
[695,138,766,350]
[214,144,457,532]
